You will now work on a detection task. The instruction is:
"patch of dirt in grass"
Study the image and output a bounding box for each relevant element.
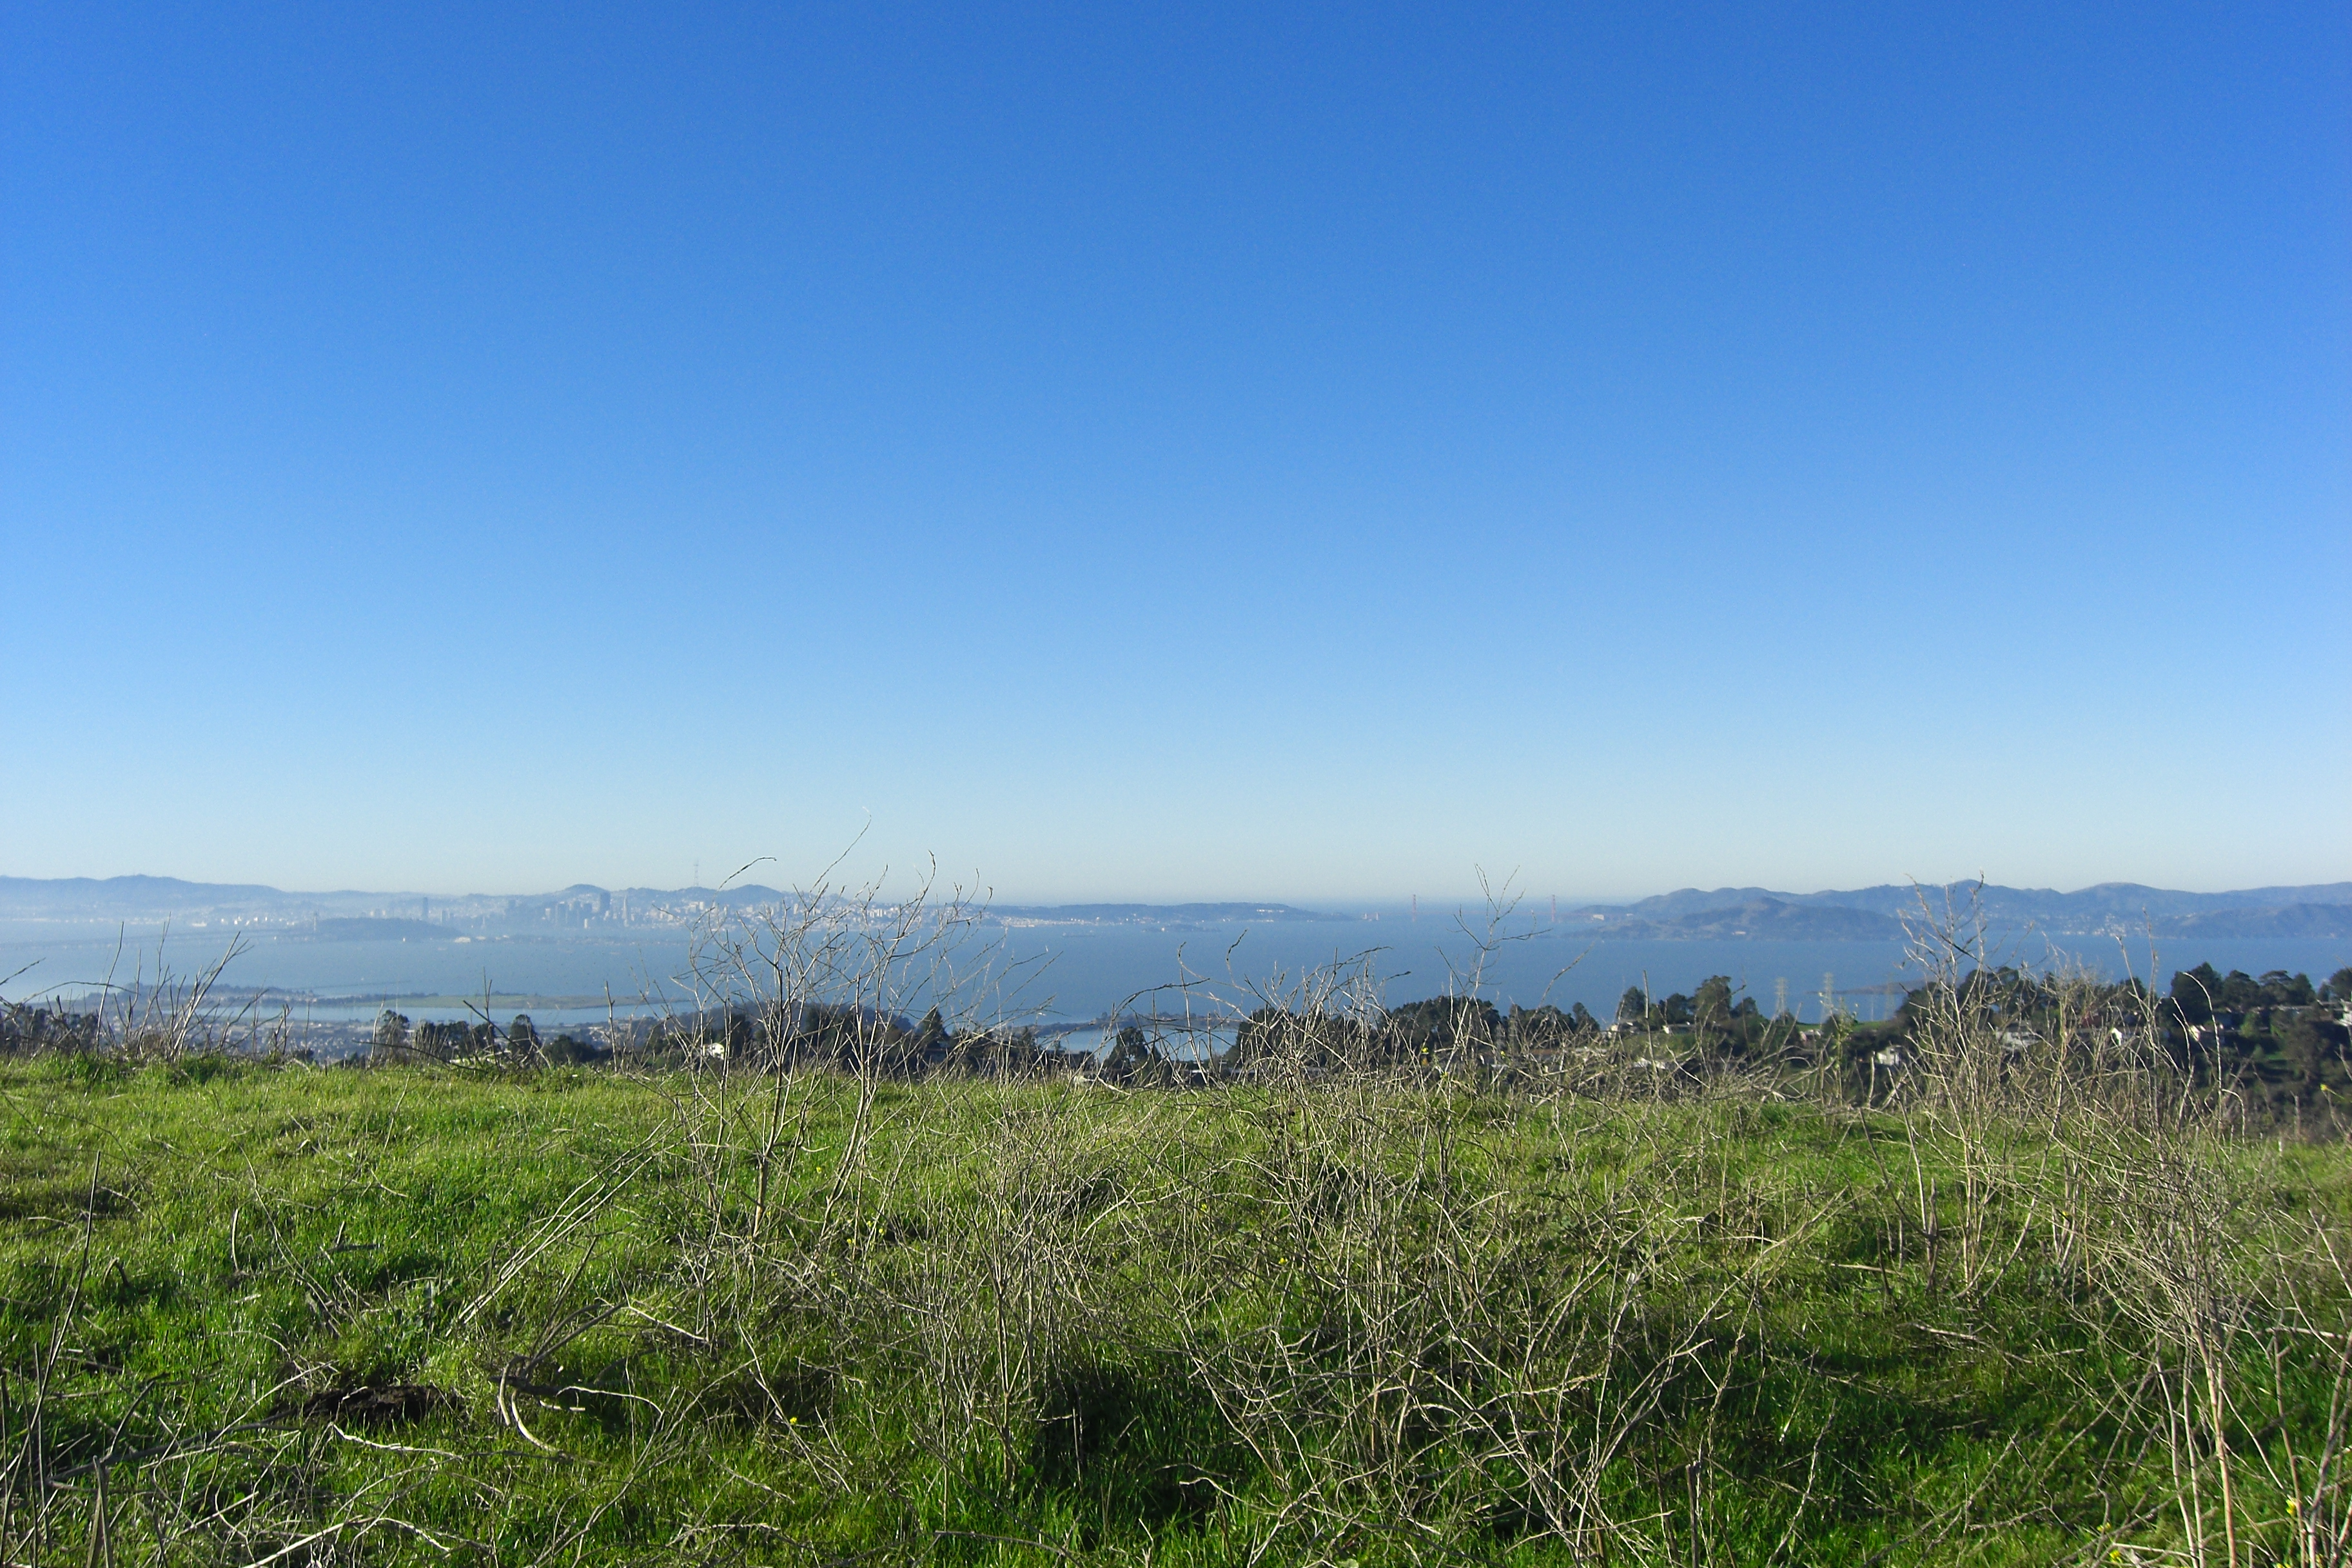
[296,1382,455,1427]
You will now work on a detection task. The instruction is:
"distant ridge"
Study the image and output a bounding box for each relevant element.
[1573,882,2352,940]
[0,874,375,917]
[0,876,794,923]
[0,877,1331,930]
[1645,897,1903,941]
[1,876,2344,941]
[2155,904,2352,940]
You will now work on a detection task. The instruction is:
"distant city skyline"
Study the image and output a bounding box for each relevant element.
[5,5,2344,899]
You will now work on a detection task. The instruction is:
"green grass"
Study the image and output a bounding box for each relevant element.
[2,1055,2347,1564]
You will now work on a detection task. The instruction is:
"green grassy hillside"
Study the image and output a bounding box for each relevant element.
[2,1051,2348,1565]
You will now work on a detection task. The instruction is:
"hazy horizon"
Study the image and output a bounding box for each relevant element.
[8,867,2352,910]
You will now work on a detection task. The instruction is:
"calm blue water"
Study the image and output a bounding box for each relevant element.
[985,923,2347,1025]
[4,918,2344,1029]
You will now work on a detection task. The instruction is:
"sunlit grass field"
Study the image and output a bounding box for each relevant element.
[3,1053,2348,1565]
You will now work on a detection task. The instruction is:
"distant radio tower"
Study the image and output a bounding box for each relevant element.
[1820,972,1836,1023]
[1550,894,1558,924]
[1411,894,1418,923]
[1774,977,1788,1019]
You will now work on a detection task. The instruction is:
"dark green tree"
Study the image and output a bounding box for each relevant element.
[2217,970,2263,1013]
[2170,964,2221,1024]
[1104,1024,1156,1082]
[544,1032,598,1066]
[1385,997,1502,1063]
[2260,971,2317,1007]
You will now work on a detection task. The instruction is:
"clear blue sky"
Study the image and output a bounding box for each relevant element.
[4,3,2346,902]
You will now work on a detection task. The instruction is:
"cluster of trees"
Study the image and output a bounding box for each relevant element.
[564,1006,1063,1081]
[1614,977,1773,1046]
[2161,965,2352,1106]
[355,961,2352,1108]
[1219,996,1618,1075]
[1213,963,2352,1105]
[369,1010,603,1066]
[1818,963,2352,1110]
[2167,963,2350,1021]
[625,1003,1059,1078]
[0,1003,103,1055]
[368,1001,1068,1076]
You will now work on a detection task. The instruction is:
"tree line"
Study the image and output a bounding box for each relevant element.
[341,959,2349,1108]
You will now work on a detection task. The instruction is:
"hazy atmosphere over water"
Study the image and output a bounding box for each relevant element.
[3,2,2346,899]
[4,874,2346,1039]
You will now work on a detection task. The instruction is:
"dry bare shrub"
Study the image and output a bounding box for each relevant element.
[1878,884,2352,1567]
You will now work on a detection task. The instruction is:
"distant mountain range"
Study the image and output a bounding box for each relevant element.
[0,876,783,926]
[0,876,1333,935]
[1,876,2346,942]
[1562,896,1911,941]
[1567,882,2352,941]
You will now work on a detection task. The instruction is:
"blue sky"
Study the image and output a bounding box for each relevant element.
[3,2,2346,901]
